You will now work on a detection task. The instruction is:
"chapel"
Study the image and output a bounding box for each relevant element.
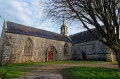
[0,19,116,65]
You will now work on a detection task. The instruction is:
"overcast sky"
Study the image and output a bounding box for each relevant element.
[0,0,85,37]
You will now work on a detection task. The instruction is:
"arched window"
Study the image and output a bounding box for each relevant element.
[24,38,33,55]
[64,43,69,55]
[24,38,33,62]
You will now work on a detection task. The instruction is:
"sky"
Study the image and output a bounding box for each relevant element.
[0,0,85,37]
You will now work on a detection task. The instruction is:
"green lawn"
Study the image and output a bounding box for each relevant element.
[0,60,108,79]
[37,60,106,64]
[63,66,120,79]
[0,66,30,79]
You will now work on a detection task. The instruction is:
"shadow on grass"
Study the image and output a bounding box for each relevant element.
[63,66,120,79]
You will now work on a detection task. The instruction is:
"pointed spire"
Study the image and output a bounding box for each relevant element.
[63,16,65,24]
[62,16,67,28]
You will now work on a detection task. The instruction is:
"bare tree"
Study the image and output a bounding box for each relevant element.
[42,0,120,71]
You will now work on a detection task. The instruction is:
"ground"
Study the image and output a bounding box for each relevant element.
[12,62,118,79]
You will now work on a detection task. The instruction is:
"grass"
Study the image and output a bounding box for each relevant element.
[0,60,106,79]
[0,64,32,79]
[63,66,120,79]
[38,60,106,64]
[111,61,118,65]
[4,60,106,67]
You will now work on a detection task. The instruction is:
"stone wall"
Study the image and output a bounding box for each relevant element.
[0,20,6,65]
[106,48,116,62]
[73,40,108,60]
[1,33,73,65]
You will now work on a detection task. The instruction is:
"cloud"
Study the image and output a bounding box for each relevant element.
[67,21,86,35]
[0,0,84,37]
[0,0,33,25]
[0,28,1,32]
[0,0,41,36]
[35,19,60,33]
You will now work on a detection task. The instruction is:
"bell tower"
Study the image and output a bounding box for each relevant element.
[60,17,68,36]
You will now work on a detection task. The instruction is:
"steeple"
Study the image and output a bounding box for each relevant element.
[63,16,65,25]
[60,17,68,36]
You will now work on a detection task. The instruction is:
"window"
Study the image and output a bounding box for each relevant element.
[24,38,33,55]
[64,43,69,55]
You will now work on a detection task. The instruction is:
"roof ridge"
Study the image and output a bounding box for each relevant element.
[69,29,88,37]
[69,28,98,37]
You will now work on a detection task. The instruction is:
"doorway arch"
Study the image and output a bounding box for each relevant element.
[46,46,57,61]
[82,52,86,60]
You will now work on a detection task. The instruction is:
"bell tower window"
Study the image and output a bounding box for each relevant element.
[60,17,68,36]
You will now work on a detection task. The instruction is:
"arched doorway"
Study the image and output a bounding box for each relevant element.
[48,51,53,61]
[24,38,33,62]
[82,52,86,60]
[46,46,57,61]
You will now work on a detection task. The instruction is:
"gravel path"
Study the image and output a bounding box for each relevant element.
[12,62,118,79]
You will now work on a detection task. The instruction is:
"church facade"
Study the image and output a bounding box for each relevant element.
[0,19,116,65]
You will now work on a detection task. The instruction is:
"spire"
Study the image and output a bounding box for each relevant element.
[61,16,67,28]
[63,16,65,25]
[60,17,68,36]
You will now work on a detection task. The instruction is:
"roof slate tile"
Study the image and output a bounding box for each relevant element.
[70,28,101,44]
[6,21,71,43]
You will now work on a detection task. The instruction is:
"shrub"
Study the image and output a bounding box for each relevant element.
[0,69,7,79]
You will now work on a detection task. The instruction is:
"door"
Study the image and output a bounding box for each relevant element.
[82,52,86,60]
[48,51,53,61]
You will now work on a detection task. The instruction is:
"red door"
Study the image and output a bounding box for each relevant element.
[82,52,86,60]
[48,51,53,61]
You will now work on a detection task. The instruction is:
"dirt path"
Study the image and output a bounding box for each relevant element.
[13,62,118,79]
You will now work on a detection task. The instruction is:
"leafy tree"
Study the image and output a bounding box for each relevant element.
[43,0,120,71]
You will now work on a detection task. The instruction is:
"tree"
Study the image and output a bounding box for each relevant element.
[42,0,120,71]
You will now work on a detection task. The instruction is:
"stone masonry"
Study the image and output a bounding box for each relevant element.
[1,33,73,65]
[73,40,107,60]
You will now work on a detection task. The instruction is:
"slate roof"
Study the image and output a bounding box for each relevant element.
[70,28,101,44]
[6,21,71,43]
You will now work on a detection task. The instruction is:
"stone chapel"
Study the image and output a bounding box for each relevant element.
[0,19,116,65]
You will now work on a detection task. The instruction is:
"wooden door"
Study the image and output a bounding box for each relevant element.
[48,51,53,61]
[82,52,86,60]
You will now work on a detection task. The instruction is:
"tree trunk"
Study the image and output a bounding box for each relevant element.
[115,51,120,72]
[118,55,120,72]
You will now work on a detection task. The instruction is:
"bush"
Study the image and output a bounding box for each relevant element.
[0,69,7,79]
